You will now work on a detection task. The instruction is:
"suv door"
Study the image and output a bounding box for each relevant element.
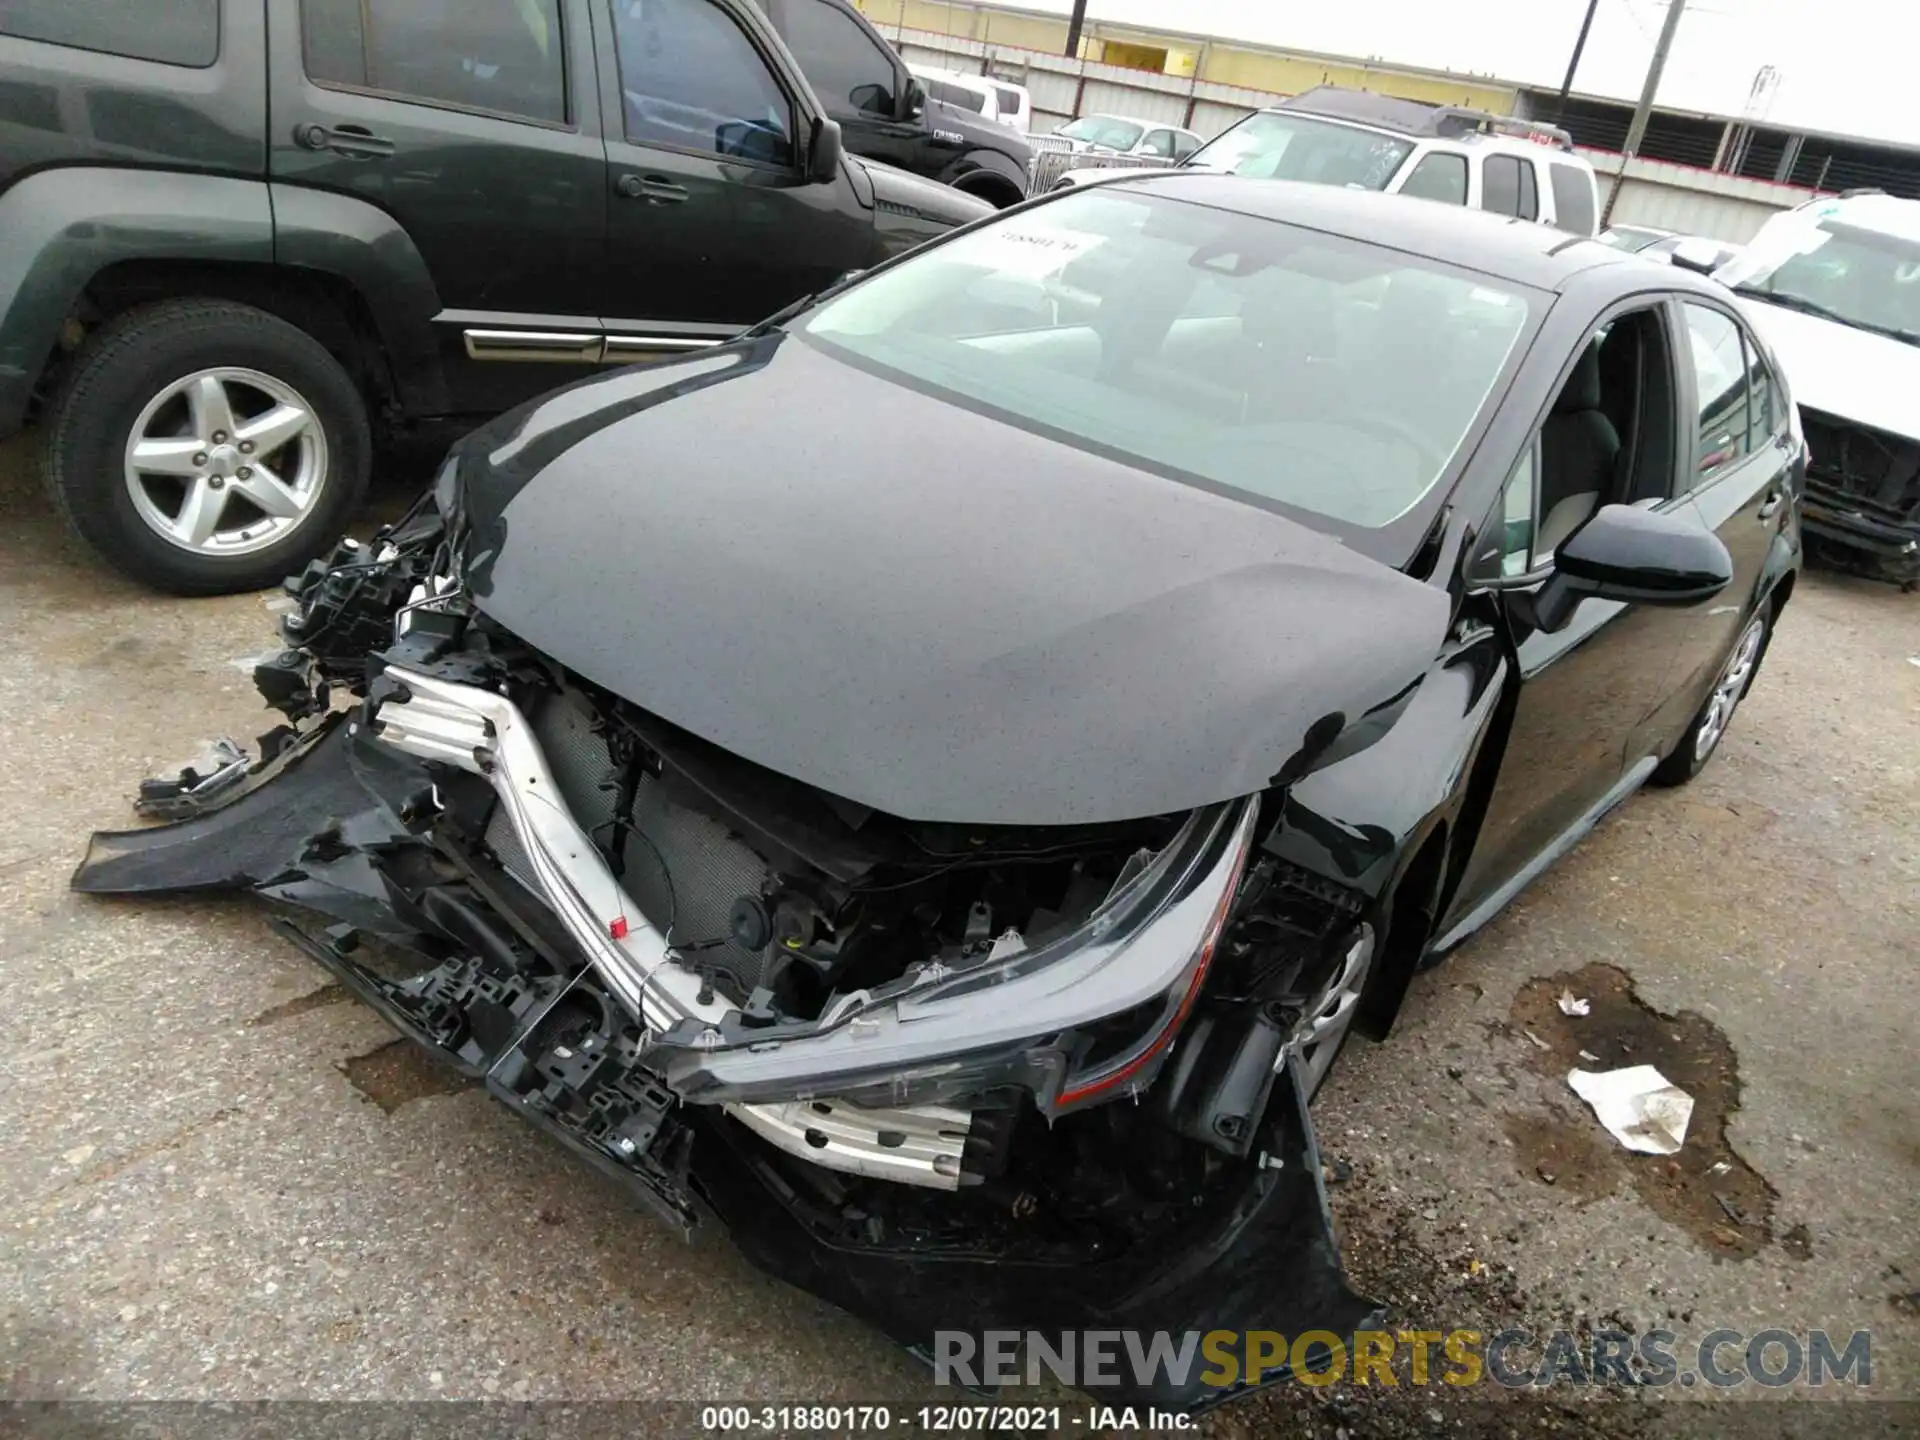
[596,0,872,346]
[270,0,607,415]
[764,0,923,172]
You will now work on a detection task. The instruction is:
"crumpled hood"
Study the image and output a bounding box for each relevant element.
[1737,297,1920,443]
[450,337,1450,827]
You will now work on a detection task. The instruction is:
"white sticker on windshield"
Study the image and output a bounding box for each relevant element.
[953,226,1109,280]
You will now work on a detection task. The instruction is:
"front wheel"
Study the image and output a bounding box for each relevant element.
[43,299,371,595]
[1651,606,1771,786]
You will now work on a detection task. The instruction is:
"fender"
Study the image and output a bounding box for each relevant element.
[1261,619,1511,1036]
[940,147,1028,200]
[1758,522,1802,607]
[0,168,273,436]
[859,158,994,259]
[269,184,450,415]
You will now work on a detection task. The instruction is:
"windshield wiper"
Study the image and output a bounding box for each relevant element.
[739,292,817,339]
[1733,285,1919,343]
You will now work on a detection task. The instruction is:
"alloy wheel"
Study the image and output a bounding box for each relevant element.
[123,367,330,557]
[1694,613,1767,763]
[1296,924,1375,1097]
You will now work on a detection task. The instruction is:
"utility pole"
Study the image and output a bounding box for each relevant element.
[1548,0,1601,124]
[1602,0,1687,228]
[1064,0,1088,58]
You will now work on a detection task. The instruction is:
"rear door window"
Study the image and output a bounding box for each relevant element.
[302,0,566,124]
[1681,302,1751,481]
[779,0,896,117]
[1483,155,1530,218]
[1549,162,1597,235]
[1398,152,1468,205]
[2,0,219,66]
[1515,157,1539,221]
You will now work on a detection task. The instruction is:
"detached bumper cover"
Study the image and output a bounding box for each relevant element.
[72,713,1376,1411]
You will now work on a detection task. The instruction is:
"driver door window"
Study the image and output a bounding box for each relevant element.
[612,0,795,163]
[779,0,896,117]
[1140,129,1176,158]
[1398,151,1468,205]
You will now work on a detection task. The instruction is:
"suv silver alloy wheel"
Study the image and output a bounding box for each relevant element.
[1695,613,1767,763]
[123,367,329,557]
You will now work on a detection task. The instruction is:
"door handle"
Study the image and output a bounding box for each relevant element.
[618,173,689,204]
[1757,489,1784,521]
[294,122,395,158]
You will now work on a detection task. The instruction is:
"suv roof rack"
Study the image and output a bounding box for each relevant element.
[1838,187,1887,198]
[1276,85,1575,151]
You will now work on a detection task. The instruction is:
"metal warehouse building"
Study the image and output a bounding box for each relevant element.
[859,0,1920,240]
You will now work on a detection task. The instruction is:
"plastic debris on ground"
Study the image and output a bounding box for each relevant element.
[1557,989,1591,1016]
[1567,1065,1694,1155]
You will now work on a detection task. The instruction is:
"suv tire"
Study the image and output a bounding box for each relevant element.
[44,299,371,596]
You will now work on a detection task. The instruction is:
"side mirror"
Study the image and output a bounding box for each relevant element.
[1668,238,1721,275]
[807,117,843,184]
[900,75,927,123]
[1520,503,1733,633]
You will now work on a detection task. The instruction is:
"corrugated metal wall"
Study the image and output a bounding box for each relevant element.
[1583,152,1809,243]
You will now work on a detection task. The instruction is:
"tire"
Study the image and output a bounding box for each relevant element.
[43,298,371,596]
[1651,603,1772,787]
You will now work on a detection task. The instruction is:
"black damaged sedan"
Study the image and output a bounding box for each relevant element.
[77,178,1802,1409]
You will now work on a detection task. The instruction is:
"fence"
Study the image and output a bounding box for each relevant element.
[891,27,1284,141]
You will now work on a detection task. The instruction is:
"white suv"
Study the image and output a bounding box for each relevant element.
[1052,86,1601,236]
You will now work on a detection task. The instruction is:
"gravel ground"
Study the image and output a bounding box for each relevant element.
[1,430,1914,1438]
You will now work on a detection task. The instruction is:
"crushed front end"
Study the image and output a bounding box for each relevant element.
[1799,408,1920,586]
[72,493,1379,1410]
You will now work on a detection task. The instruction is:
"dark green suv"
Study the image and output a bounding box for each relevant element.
[0,0,991,593]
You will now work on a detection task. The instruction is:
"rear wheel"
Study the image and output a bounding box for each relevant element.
[43,299,370,595]
[1652,606,1771,786]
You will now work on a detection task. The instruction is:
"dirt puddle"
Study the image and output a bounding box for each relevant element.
[340,1039,476,1113]
[1501,962,1776,1258]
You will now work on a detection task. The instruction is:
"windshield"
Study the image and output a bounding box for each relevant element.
[799,187,1537,543]
[1058,116,1144,150]
[1719,212,1920,345]
[1181,111,1414,189]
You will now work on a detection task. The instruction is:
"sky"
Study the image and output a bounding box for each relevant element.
[1000,0,1914,148]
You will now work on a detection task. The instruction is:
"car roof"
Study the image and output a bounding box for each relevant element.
[1105,175,1699,294]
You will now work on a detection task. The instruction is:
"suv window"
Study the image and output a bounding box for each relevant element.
[1140,129,1176,158]
[1484,154,1537,220]
[1399,152,1468,205]
[612,0,794,164]
[302,0,566,125]
[1,0,219,67]
[994,85,1022,115]
[1171,132,1200,160]
[781,0,896,117]
[1682,303,1751,480]
[1549,162,1596,235]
